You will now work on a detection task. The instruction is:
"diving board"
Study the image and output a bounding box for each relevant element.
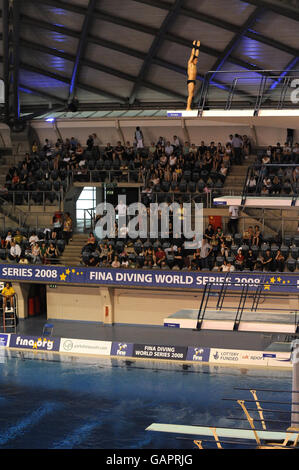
[146,423,298,443]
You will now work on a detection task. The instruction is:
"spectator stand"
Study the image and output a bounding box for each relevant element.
[0,228,65,266]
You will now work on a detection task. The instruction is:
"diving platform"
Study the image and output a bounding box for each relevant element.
[213,195,299,208]
[164,308,299,334]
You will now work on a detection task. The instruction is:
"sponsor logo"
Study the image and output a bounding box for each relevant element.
[62,340,73,352]
[0,334,9,347]
[110,342,134,357]
[60,338,112,355]
[12,335,56,351]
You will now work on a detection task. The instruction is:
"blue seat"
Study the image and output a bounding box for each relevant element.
[42,323,54,337]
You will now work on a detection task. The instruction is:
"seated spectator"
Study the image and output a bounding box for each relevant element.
[30,242,41,264]
[1,282,15,312]
[85,232,97,250]
[245,249,256,271]
[204,224,214,241]
[260,249,273,271]
[273,249,285,272]
[14,230,25,245]
[9,241,21,262]
[29,231,39,246]
[219,260,235,272]
[270,176,282,195]
[85,255,99,267]
[5,231,13,248]
[45,242,59,263]
[243,226,254,245]
[155,247,166,267]
[235,248,245,271]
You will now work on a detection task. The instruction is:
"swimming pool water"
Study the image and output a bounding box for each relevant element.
[0,350,292,449]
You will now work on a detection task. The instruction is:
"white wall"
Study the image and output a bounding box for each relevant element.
[30,115,299,149]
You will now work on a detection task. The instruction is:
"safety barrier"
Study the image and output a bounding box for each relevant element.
[0,333,291,369]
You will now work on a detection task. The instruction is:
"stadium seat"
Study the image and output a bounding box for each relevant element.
[287,259,296,272]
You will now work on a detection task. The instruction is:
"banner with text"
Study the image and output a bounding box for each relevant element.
[1,264,299,293]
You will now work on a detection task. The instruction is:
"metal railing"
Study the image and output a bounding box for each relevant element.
[198,69,299,114]
[241,163,299,206]
[71,169,145,184]
[1,190,63,211]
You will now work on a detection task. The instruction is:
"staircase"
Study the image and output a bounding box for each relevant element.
[59,233,87,266]
[223,154,257,195]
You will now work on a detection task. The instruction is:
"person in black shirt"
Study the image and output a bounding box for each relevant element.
[197,141,207,158]
[104,143,113,161]
[261,249,273,271]
[204,224,214,241]
[246,249,256,271]
[86,135,94,151]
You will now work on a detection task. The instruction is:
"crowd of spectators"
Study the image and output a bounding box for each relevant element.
[2,131,252,205]
[0,212,73,265]
[245,142,299,197]
[80,220,299,273]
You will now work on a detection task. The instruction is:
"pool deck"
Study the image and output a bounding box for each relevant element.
[14,315,293,352]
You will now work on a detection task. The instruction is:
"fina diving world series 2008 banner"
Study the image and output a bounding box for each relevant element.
[0,263,299,292]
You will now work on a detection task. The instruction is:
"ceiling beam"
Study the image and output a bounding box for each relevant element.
[19,14,263,101]
[128,0,184,105]
[244,0,299,22]
[68,0,97,102]
[19,40,187,102]
[17,61,128,103]
[20,12,279,79]
[19,83,66,104]
[130,0,299,61]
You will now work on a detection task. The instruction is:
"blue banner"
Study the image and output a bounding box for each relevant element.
[110,342,134,357]
[0,263,298,293]
[0,334,9,347]
[186,347,211,363]
[9,334,61,352]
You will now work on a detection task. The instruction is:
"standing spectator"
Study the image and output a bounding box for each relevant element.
[63,212,73,244]
[200,237,213,270]
[134,127,144,149]
[227,205,239,235]
[231,134,243,164]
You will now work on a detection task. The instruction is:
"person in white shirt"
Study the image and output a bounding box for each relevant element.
[227,205,239,235]
[165,142,174,156]
[134,127,144,148]
[29,232,39,246]
[172,135,180,148]
[9,241,21,262]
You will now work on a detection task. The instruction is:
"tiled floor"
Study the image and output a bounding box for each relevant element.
[13,314,290,351]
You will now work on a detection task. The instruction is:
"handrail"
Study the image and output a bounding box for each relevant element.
[198,69,299,112]
[241,163,299,206]
[71,168,145,184]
